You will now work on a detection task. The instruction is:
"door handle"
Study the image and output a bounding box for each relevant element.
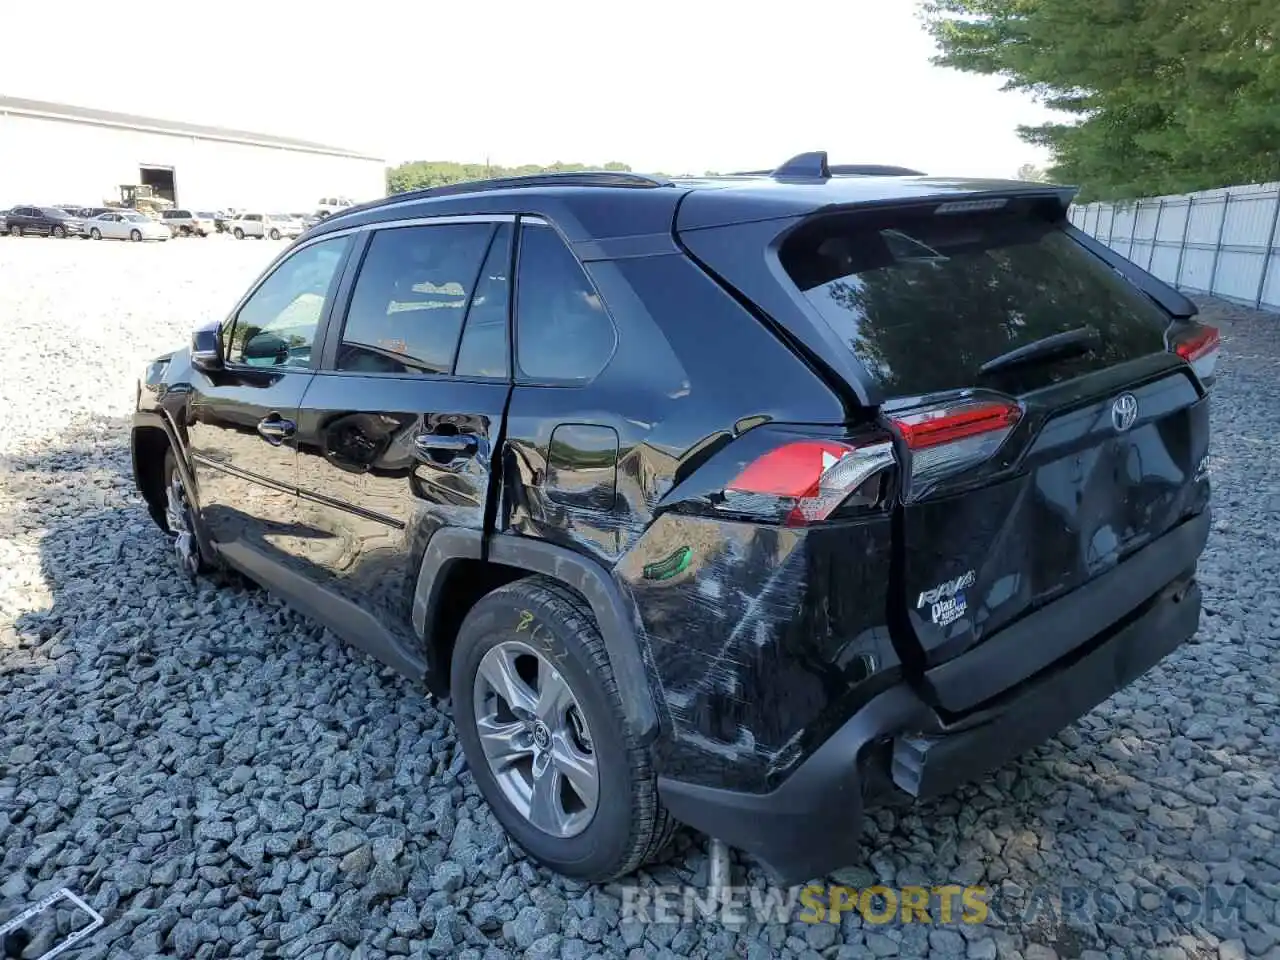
[257,416,296,445]
[413,432,478,459]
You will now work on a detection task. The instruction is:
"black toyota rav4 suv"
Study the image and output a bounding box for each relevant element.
[132,153,1217,884]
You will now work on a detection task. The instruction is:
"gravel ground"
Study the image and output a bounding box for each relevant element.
[2,236,1279,960]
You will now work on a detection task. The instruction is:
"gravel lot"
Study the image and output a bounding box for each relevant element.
[2,235,1279,960]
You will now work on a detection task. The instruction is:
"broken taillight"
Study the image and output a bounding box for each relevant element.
[887,396,1021,501]
[723,438,896,526]
[1170,323,1220,384]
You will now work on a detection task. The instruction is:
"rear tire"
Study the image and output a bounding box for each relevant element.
[269,228,281,240]
[451,576,674,882]
[90,228,101,240]
[10,225,23,237]
[129,229,142,242]
[51,225,66,238]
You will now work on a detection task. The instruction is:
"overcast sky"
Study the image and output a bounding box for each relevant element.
[1,1,1057,177]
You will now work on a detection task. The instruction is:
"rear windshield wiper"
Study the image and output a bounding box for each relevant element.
[979,326,1101,376]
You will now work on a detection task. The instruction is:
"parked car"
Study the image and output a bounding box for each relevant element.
[5,205,85,238]
[0,209,8,233]
[227,213,303,240]
[162,209,218,237]
[316,196,354,217]
[130,156,1216,884]
[84,210,172,242]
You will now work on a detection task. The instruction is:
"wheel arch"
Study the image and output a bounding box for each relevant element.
[414,530,661,742]
[131,411,215,556]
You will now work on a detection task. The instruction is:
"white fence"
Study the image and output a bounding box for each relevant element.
[1069,181,1280,313]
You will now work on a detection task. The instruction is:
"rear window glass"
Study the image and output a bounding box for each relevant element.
[779,209,1170,396]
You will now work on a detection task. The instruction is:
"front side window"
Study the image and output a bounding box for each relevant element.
[337,222,494,375]
[227,237,349,369]
[515,224,615,383]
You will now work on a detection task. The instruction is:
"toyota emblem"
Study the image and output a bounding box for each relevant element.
[1111,393,1138,432]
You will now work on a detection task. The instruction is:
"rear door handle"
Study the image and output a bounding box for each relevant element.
[257,416,296,445]
[414,432,478,459]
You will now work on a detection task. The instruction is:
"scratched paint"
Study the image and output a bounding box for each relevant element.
[615,511,902,792]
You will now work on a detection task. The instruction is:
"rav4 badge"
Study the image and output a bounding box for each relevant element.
[918,570,976,626]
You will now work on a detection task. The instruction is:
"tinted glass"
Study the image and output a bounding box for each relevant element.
[338,223,494,375]
[515,224,615,382]
[228,237,348,369]
[780,209,1170,396]
[454,224,512,378]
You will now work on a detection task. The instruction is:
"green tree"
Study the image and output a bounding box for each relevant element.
[921,0,1280,200]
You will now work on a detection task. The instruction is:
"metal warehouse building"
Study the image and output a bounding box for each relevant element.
[0,96,386,213]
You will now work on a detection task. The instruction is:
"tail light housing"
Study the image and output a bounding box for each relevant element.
[887,396,1022,501]
[1169,322,1219,384]
[722,437,896,526]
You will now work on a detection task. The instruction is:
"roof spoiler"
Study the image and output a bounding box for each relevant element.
[1065,224,1198,319]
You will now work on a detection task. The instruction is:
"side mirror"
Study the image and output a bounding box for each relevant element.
[191,321,225,373]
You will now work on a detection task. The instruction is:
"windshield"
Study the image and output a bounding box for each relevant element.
[779,208,1170,396]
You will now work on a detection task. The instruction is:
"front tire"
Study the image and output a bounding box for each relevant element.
[163,449,208,577]
[233,228,244,239]
[10,225,23,237]
[452,576,673,881]
[51,225,66,238]
[90,228,102,240]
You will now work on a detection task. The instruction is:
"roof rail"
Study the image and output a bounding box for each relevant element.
[730,152,926,179]
[326,170,672,223]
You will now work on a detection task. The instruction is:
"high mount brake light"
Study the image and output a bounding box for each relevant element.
[1171,324,1220,383]
[888,398,1021,500]
[724,438,896,526]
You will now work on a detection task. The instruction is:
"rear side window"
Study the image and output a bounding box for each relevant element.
[515,224,615,383]
[779,208,1170,396]
[338,222,494,375]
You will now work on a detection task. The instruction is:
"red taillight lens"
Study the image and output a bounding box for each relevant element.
[888,397,1021,500]
[724,438,896,526]
[1172,324,1219,382]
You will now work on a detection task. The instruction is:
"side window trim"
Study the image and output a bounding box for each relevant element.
[449,223,510,379]
[222,233,356,373]
[512,216,618,388]
[313,214,518,378]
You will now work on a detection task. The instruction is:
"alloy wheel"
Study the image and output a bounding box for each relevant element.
[472,639,599,838]
[164,471,201,577]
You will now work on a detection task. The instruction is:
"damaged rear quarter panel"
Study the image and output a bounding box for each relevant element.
[615,511,901,791]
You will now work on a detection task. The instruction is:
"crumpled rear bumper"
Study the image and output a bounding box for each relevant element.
[657,515,1206,884]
